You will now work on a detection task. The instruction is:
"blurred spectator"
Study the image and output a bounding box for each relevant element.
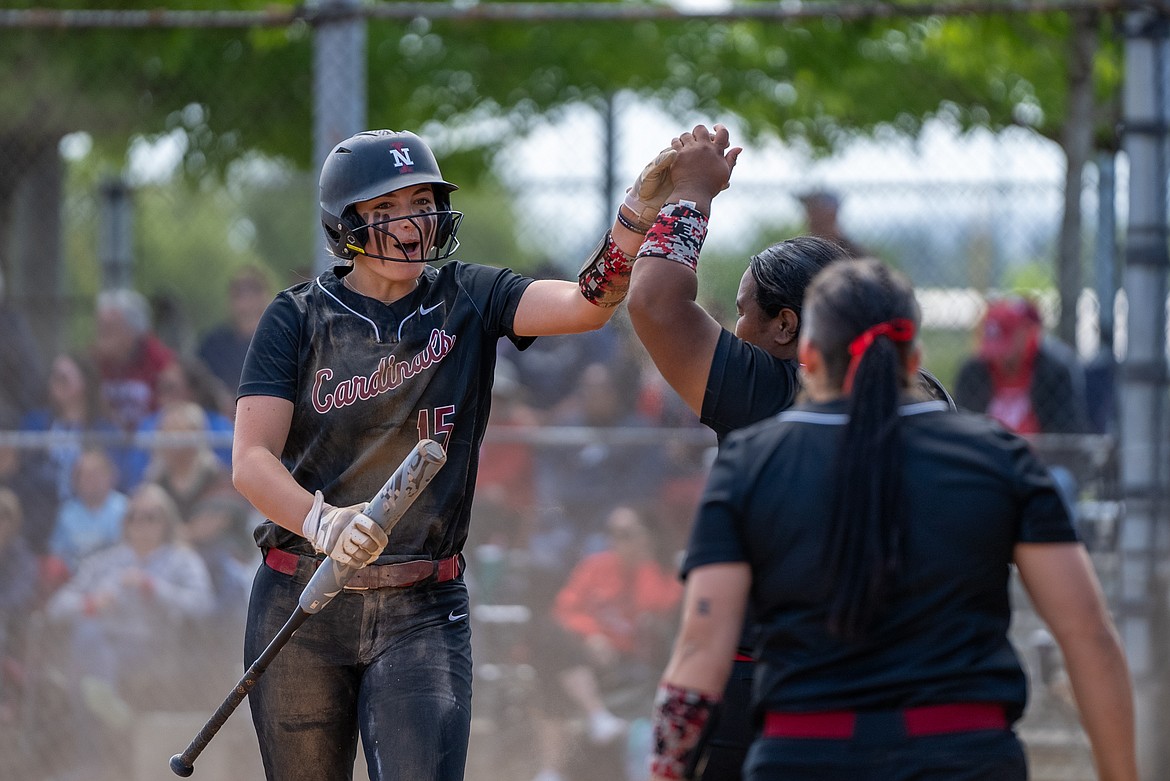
[20,352,129,500]
[183,495,256,704]
[1083,327,1118,435]
[49,448,128,574]
[162,353,236,424]
[93,288,175,435]
[183,495,255,619]
[0,411,60,555]
[798,189,870,259]
[954,296,1091,435]
[45,483,214,721]
[474,360,541,538]
[0,265,46,424]
[0,487,38,723]
[504,328,618,416]
[123,355,234,486]
[143,401,237,521]
[529,505,682,781]
[530,361,665,578]
[500,262,623,416]
[151,290,194,356]
[633,357,714,558]
[197,264,276,404]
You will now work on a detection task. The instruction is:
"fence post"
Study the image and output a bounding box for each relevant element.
[1094,150,1117,350]
[311,0,367,276]
[1119,9,1170,779]
[99,176,134,292]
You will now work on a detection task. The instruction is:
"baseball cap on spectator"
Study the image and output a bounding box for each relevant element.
[797,190,841,210]
[979,297,1042,362]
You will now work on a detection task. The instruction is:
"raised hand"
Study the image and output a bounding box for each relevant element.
[621,146,679,233]
[667,123,741,208]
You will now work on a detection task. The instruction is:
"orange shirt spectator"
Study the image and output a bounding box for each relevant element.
[553,506,682,657]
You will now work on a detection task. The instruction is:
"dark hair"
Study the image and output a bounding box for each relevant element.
[748,236,850,321]
[53,351,110,426]
[803,258,920,640]
[603,501,681,579]
[170,355,233,416]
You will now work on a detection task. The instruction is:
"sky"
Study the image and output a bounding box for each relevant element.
[495,97,1078,257]
[60,99,1126,352]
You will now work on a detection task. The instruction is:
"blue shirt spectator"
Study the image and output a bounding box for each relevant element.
[50,448,128,573]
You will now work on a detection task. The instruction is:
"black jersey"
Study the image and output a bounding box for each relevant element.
[699,330,802,663]
[239,262,533,560]
[701,329,801,442]
[683,398,1078,722]
[701,329,954,444]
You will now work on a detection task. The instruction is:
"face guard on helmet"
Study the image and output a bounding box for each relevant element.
[319,130,463,263]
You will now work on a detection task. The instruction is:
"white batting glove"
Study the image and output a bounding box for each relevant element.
[621,147,678,233]
[301,490,389,569]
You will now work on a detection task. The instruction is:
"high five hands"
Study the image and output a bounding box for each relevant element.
[620,122,742,233]
[667,123,742,215]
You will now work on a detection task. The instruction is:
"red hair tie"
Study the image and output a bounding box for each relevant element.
[842,318,916,393]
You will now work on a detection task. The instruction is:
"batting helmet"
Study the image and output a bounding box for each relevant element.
[319,130,462,262]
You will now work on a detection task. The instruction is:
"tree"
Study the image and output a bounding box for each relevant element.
[0,1,1124,344]
[0,0,317,348]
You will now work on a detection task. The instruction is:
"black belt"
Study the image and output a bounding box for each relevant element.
[263,547,462,590]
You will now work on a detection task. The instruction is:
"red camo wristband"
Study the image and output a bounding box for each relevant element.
[637,203,708,272]
[650,682,721,779]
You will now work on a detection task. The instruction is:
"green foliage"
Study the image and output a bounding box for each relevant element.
[57,144,296,343]
[1004,260,1058,294]
[134,182,271,336]
[695,248,752,330]
[2,2,1125,179]
[58,156,535,344]
[227,160,319,284]
[919,327,973,392]
[447,180,543,273]
[0,1,1128,351]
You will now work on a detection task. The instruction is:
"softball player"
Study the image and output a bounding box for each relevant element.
[648,258,1136,781]
[230,127,735,781]
[627,139,951,780]
[629,231,842,780]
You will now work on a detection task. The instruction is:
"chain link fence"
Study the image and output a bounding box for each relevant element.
[0,9,1135,781]
[0,424,1121,781]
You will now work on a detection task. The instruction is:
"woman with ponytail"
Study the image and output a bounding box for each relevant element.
[649,258,1135,781]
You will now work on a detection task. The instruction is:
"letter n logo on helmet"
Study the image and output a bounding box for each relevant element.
[388,144,415,172]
